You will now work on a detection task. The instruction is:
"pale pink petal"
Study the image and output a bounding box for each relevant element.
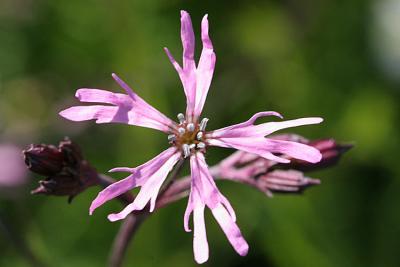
[111,73,176,129]
[183,176,209,263]
[75,88,132,105]
[184,196,194,232]
[193,204,209,264]
[195,153,236,220]
[251,117,323,137]
[211,203,249,256]
[89,173,137,215]
[263,139,322,163]
[60,75,175,133]
[185,153,247,262]
[193,14,216,118]
[210,113,321,139]
[111,74,173,119]
[164,47,182,76]
[209,111,283,138]
[180,11,197,118]
[108,151,180,221]
[89,147,179,216]
[208,137,322,163]
[180,10,195,70]
[208,138,291,163]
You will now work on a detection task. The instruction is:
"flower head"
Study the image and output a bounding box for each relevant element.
[59,10,323,263]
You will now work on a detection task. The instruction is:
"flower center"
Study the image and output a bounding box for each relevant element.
[168,113,208,158]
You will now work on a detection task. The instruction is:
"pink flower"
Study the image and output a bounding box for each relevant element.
[59,11,322,264]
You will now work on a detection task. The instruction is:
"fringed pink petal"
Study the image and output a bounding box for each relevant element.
[75,89,132,106]
[209,111,283,138]
[111,73,176,129]
[89,173,137,215]
[164,12,197,120]
[252,117,323,137]
[185,153,247,262]
[209,137,321,163]
[59,105,122,124]
[211,203,249,256]
[89,147,178,216]
[107,151,180,221]
[180,10,195,69]
[180,10,197,118]
[210,113,321,139]
[193,204,209,264]
[164,47,183,76]
[184,194,194,232]
[184,156,203,233]
[208,112,322,164]
[194,14,216,118]
[195,153,237,220]
[208,138,291,163]
[263,139,322,163]
[59,75,175,133]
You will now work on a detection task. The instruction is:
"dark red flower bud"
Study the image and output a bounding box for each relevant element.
[31,168,97,203]
[23,144,63,176]
[25,138,99,202]
[286,139,353,172]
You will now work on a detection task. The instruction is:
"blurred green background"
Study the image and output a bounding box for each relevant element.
[1,0,400,266]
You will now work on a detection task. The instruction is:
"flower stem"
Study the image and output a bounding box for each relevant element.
[108,212,148,267]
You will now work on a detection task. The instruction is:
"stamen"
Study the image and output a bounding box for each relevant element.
[199,118,209,131]
[167,134,176,142]
[196,131,203,140]
[182,144,190,158]
[177,113,185,124]
[178,127,186,135]
[187,123,195,132]
[189,144,196,150]
[197,142,206,149]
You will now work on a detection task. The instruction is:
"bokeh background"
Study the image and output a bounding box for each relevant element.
[1,0,400,266]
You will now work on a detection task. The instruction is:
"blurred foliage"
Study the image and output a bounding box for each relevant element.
[1,0,400,267]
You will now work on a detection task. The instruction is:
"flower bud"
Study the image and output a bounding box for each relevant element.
[259,170,320,194]
[25,138,99,202]
[23,144,63,176]
[286,139,353,171]
[31,169,97,203]
[217,136,352,196]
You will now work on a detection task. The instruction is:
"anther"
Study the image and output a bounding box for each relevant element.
[168,134,176,142]
[196,131,203,140]
[187,123,195,132]
[189,144,196,150]
[177,113,185,124]
[178,127,186,135]
[182,144,190,158]
[199,118,209,131]
[197,142,206,149]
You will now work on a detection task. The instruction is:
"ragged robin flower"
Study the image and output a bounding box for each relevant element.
[59,10,323,264]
